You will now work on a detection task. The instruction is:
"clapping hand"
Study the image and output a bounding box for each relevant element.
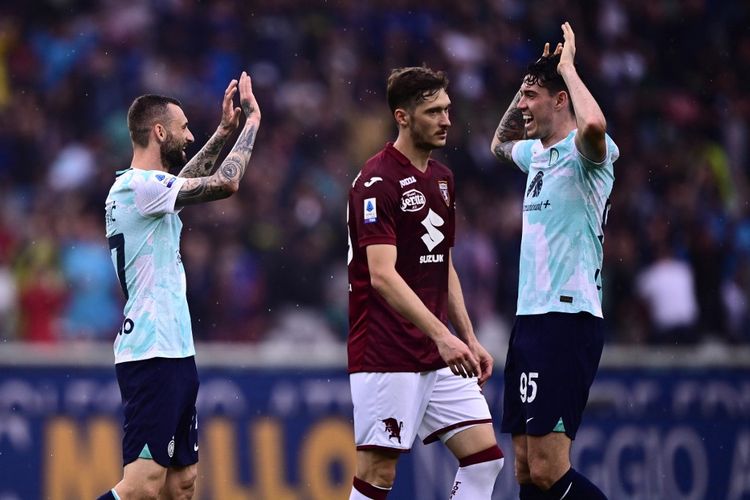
[218,79,242,137]
[557,22,576,73]
[238,71,261,125]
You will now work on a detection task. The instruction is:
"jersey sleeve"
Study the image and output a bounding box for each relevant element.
[132,171,187,217]
[511,140,534,173]
[577,133,620,169]
[351,174,399,248]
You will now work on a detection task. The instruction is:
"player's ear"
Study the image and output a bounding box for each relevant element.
[555,91,568,111]
[394,108,409,128]
[153,123,167,143]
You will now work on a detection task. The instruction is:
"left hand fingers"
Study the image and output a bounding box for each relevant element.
[476,354,492,384]
[483,357,493,377]
[220,80,239,127]
[224,86,237,103]
[479,363,492,386]
[223,80,238,105]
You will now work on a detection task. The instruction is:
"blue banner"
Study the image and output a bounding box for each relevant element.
[0,366,748,499]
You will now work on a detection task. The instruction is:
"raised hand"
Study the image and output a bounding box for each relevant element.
[178,78,243,178]
[558,21,576,73]
[218,79,242,136]
[237,71,261,124]
[536,41,563,63]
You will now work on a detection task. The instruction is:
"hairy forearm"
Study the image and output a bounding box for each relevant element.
[490,89,525,162]
[178,130,230,178]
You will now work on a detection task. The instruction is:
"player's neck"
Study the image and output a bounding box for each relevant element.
[393,137,430,172]
[130,148,168,172]
[540,119,575,149]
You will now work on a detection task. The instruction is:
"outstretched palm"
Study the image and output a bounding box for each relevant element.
[557,22,576,73]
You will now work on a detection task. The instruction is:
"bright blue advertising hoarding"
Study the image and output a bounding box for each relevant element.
[0,365,748,499]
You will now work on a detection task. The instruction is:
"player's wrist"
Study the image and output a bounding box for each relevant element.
[432,328,454,344]
[464,336,481,349]
[215,125,234,138]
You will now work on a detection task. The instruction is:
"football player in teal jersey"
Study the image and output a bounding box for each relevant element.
[490,23,617,500]
[99,72,260,500]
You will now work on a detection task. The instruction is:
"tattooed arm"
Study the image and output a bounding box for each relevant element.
[489,88,526,163]
[178,79,243,178]
[175,72,261,207]
[177,130,230,179]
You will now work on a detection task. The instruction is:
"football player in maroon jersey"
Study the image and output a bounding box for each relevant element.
[346,66,504,499]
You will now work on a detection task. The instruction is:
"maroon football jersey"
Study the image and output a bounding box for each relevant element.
[347,143,456,373]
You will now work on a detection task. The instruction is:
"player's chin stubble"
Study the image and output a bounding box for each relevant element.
[161,139,187,173]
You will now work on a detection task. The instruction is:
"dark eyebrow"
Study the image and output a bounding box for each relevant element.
[425,104,450,112]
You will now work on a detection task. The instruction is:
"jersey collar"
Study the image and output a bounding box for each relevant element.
[384,142,433,178]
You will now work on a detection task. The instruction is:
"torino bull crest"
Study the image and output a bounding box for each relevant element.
[381,418,404,444]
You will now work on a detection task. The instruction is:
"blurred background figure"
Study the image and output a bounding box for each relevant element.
[635,233,699,345]
[0,0,747,348]
[59,211,121,340]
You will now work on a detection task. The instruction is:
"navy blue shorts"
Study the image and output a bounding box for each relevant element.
[116,356,200,468]
[501,312,603,440]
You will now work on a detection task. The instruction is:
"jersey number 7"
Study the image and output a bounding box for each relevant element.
[108,233,129,300]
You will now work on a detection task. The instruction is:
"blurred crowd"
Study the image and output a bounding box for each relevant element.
[0,0,748,349]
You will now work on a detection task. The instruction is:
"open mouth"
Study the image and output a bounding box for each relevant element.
[523,115,534,127]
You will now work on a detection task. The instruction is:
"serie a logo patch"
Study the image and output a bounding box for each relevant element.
[364,198,377,223]
[154,173,176,188]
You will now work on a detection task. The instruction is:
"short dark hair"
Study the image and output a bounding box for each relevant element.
[524,54,573,113]
[127,94,182,147]
[386,66,449,114]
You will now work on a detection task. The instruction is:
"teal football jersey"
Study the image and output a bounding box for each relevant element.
[511,130,618,318]
[105,168,194,363]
